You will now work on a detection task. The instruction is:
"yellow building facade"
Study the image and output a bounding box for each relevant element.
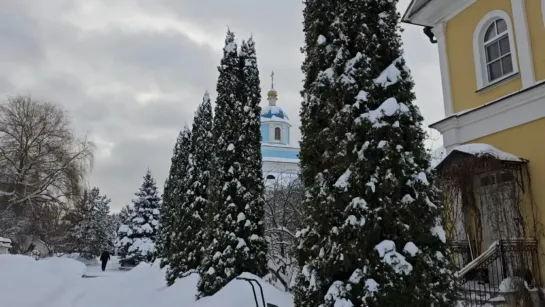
[403,0,545,299]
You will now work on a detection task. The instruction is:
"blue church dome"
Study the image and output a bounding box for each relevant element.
[261,105,289,121]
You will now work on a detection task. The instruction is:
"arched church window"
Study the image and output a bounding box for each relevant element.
[274,127,281,141]
[473,11,518,89]
[483,19,512,82]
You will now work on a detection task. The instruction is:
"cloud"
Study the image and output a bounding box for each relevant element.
[0,0,443,210]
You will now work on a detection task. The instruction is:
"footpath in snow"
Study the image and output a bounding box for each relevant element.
[0,254,293,307]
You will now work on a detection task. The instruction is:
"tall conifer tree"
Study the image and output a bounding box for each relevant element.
[238,37,268,277]
[198,30,242,298]
[198,30,268,298]
[294,0,458,306]
[166,94,213,286]
[157,129,191,268]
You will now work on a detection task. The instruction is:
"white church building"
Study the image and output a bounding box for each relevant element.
[260,75,300,182]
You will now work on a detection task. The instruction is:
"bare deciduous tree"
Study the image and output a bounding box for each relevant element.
[0,95,94,243]
[263,172,304,291]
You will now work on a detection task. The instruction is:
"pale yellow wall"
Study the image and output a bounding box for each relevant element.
[446,0,522,113]
[526,0,545,81]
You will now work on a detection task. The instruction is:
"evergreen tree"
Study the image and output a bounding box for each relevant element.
[119,204,131,221]
[198,30,267,297]
[65,191,91,257]
[238,37,268,274]
[166,92,213,286]
[118,170,162,266]
[66,187,113,258]
[116,204,133,260]
[157,129,190,268]
[198,31,241,297]
[163,125,192,283]
[294,1,458,306]
[89,188,115,253]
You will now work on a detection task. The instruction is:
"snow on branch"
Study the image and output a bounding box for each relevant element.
[374,57,403,87]
[375,240,413,275]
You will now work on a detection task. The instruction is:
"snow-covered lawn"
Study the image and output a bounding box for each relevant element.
[0,254,293,307]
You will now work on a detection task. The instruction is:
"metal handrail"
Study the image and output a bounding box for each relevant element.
[456,241,499,279]
[236,277,267,307]
[455,238,540,306]
[456,239,538,279]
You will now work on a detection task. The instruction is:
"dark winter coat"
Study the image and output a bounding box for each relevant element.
[100,251,110,262]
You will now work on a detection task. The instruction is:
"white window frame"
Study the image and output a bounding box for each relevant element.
[473,10,519,90]
[543,0,545,26]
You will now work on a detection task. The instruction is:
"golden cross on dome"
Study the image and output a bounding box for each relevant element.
[271,71,275,90]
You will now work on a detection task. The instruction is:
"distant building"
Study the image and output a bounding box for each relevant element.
[0,237,11,254]
[260,72,299,183]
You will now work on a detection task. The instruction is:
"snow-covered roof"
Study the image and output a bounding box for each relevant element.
[453,144,522,162]
[434,143,524,169]
[261,105,289,123]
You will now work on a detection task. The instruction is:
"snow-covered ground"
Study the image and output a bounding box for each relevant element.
[0,254,293,307]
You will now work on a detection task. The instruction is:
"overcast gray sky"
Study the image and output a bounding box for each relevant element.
[0,0,444,211]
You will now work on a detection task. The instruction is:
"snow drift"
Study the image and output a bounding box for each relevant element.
[0,254,86,307]
[72,262,293,307]
[0,255,293,307]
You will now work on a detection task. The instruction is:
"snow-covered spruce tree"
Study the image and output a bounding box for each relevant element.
[118,170,162,266]
[116,204,133,262]
[157,129,191,268]
[118,204,131,224]
[293,1,458,306]
[198,31,267,298]
[166,93,213,286]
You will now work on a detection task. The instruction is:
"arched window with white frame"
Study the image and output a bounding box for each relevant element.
[473,11,519,90]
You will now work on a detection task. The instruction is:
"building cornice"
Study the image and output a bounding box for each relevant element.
[431,82,545,151]
[261,143,300,151]
[402,0,476,27]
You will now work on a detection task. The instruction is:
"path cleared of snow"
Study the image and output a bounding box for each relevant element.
[0,254,293,307]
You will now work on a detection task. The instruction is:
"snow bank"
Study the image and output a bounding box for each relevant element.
[60,252,99,265]
[2,254,293,307]
[0,254,86,307]
[74,262,293,307]
[42,256,87,280]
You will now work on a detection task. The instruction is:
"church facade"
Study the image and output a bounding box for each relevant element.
[260,78,299,182]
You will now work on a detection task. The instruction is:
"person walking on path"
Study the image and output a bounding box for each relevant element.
[100,250,110,272]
